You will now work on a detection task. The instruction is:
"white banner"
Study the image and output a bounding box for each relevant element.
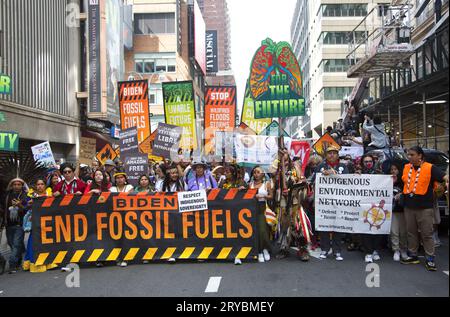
[315,174,393,234]
[31,142,56,168]
[235,134,278,165]
[339,146,364,159]
[178,190,208,213]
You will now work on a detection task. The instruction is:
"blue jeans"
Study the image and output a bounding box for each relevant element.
[6,226,25,268]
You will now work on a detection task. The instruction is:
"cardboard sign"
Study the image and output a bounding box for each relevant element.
[152,123,183,159]
[80,137,97,165]
[312,133,341,157]
[119,127,139,157]
[0,131,19,152]
[96,144,117,165]
[178,190,208,213]
[31,142,56,168]
[124,154,149,187]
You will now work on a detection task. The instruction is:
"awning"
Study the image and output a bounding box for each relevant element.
[81,129,118,152]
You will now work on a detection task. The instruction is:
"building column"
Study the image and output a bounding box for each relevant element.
[423,92,427,148]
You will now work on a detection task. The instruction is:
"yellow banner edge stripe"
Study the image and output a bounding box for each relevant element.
[217,247,233,259]
[124,248,140,261]
[198,247,214,259]
[35,253,49,266]
[70,250,86,263]
[106,248,122,261]
[87,249,105,262]
[143,248,158,260]
[179,247,196,259]
[236,247,252,259]
[53,251,68,265]
[161,247,177,260]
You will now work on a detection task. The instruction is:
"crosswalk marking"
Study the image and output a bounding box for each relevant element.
[205,277,222,293]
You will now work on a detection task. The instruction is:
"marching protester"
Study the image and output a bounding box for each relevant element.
[358,154,384,263]
[110,172,134,194]
[23,178,57,273]
[84,169,112,194]
[48,172,61,192]
[390,162,408,262]
[53,163,86,197]
[186,161,218,191]
[154,164,166,192]
[2,178,31,274]
[218,164,247,190]
[400,146,448,271]
[313,146,348,261]
[103,160,117,178]
[362,114,388,152]
[160,164,185,193]
[249,166,273,263]
[134,175,155,193]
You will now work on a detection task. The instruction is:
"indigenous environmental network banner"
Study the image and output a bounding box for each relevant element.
[32,190,258,265]
[163,81,197,150]
[315,174,393,235]
[118,80,151,145]
[204,86,236,154]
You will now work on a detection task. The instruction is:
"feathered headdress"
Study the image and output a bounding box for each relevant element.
[0,152,48,192]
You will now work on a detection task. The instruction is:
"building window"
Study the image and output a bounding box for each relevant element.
[321,4,367,17]
[134,13,175,35]
[322,59,360,72]
[134,53,177,74]
[149,86,163,105]
[321,32,367,45]
[322,87,354,100]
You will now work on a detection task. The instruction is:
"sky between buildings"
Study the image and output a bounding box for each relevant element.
[228,0,297,112]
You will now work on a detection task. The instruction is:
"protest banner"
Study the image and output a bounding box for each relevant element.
[0,131,19,152]
[31,142,56,168]
[249,39,305,119]
[80,137,97,165]
[152,123,183,159]
[339,146,364,159]
[178,190,208,213]
[312,133,341,157]
[118,80,151,145]
[96,144,117,166]
[163,81,197,150]
[235,134,278,165]
[119,127,139,157]
[315,174,393,234]
[124,154,149,187]
[204,86,236,154]
[32,190,258,265]
[240,84,271,134]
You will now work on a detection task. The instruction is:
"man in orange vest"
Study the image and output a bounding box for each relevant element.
[400,146,448,271]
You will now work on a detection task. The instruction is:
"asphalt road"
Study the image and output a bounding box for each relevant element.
[1,237,448,297]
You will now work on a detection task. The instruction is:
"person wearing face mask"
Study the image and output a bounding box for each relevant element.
[358,154,384,263]
[400,146,448,271]
[313,146,349,261]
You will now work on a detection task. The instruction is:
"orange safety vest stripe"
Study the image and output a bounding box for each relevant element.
[402,162,432,196]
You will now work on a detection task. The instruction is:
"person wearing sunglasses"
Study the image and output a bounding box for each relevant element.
[53,163,87,197]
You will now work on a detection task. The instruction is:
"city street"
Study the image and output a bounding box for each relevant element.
[1,238,448,297]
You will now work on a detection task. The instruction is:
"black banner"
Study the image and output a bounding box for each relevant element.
[32,190,258,265]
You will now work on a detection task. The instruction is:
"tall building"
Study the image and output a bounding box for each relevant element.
[199,0,235,86]
[291,0,390,138]
[0,0,82,161]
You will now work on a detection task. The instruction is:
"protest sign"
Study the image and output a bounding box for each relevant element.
[240,84,271,134]
[152,123,183,159]
[124,154,149,187]
[80,137,97,165]
[96,144,117,166]
[32,190,258,264]
[339,146,364,159]
[235,134,278,165]
[119,127,139,157]
[0,131,19,152]
[289,140,311,174]
[315,174,393,234]
[312,133,341,157]
[31,142,56,168]
[178,190,208,213]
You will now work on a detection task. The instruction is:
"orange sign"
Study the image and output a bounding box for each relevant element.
[96,144,118,165]
[118,80,151,146]
[312,133,341,157]
[204,87,236,154]
[139,130,163,162]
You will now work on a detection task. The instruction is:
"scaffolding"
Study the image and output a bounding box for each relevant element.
[347,1,415,79]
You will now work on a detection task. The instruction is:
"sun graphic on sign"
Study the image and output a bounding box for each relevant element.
[363,200,391,230]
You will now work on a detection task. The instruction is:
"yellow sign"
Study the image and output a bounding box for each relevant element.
[241,93,271,135]
[96,144,117,165]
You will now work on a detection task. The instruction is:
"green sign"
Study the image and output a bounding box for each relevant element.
[259,121,290,137]
[0,131,19,152]
[0,74,11,95]
[0,112,6,122]
[249,39,305,119]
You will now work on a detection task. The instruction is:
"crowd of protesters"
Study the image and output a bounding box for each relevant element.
[0,108,448,274]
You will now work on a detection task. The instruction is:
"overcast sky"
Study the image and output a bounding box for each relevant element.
[228,0,297,110]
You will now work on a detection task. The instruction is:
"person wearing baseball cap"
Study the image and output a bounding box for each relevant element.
[312,145,349,262]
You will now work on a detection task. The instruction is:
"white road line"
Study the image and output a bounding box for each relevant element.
[205,276,222,293]
[444,271,449,276]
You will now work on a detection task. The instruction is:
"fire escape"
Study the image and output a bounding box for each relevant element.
[345,1,415,111]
